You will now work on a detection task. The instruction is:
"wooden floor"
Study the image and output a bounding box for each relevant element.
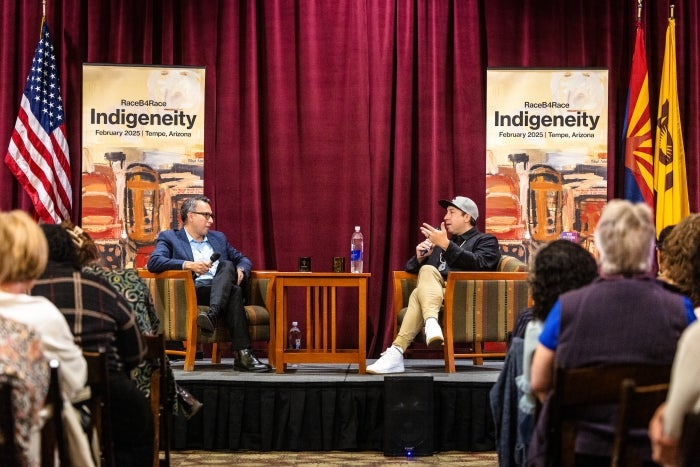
[169,449,499,466]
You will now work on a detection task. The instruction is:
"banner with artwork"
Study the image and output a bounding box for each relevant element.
[486,68,608,261]
[81,64,205,268]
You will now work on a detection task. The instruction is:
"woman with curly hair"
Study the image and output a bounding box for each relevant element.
[518,239,599,414]
[649,225,700,465]
[658,213,700,307]
[490,240,598,466]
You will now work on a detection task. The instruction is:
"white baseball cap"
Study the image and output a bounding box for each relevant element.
[438,196,479,220]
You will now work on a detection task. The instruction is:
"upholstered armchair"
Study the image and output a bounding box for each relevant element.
[138,269,276,371]
[392,255,530,372]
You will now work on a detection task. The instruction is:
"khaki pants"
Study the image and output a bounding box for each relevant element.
[393,265,445,352]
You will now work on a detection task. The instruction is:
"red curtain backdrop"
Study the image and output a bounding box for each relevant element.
[1,0,698,355]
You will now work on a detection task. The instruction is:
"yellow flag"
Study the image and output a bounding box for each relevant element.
[654,16,689,232]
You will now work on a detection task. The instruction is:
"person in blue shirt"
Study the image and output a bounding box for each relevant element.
[528,200,694,466]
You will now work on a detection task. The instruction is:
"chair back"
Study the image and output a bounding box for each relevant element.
[547,363,671,467]
[40,360,69,467]
[143,333,170,467]
[83,349,115,467]
[611,379,669,467]
[679,411,700,467]
[0,376,18,465]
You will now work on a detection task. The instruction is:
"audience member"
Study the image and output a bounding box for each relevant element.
[32,223,153,466]
[0,210,92,465]
[657,214,700,306]
[0,315,49,467]
[655,224,675,277]
[147,195,270,372]
[367,195,500,374]
[0,211,87,401]
[528,200,695,466]
[489,239,598,466]
[648,226,700,466]
[518,239,599,414]
[63,219,202,419]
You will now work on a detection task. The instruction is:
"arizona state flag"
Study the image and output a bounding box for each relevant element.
[653,14,689,232]
[622,18,653,211]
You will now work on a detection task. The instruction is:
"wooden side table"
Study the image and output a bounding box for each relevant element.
[274,272,371,373]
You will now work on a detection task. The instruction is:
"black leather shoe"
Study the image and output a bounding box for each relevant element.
[196,311,217,333]
[234,348,271,372]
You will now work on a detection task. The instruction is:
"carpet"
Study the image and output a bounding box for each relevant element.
[169,449,499,466]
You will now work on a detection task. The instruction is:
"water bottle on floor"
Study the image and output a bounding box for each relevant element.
[288,321,302,350]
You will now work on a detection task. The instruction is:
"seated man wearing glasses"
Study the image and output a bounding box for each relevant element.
[147,195,270,372]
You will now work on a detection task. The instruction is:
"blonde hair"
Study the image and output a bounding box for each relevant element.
[660,213,700,297]
[0,210,48,284]
[594,200,655,275]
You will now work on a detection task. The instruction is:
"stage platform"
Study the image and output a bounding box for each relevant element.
[170,357,503,453]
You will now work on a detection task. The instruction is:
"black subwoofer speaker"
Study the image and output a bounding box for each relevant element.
[383,376,434,457]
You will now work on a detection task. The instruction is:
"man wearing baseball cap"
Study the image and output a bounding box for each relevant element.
[367,195,501,374]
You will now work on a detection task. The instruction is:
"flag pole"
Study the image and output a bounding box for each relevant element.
[41,0,46,36]
[637,0,642,21]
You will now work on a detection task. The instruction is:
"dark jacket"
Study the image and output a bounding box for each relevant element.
[405,227,501,277]
[490,337,532,466]
[147,228,252,277]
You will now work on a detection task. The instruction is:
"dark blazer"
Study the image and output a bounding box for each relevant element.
[146,228,252,278]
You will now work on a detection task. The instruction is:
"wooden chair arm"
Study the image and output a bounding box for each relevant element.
[136,269,194,280]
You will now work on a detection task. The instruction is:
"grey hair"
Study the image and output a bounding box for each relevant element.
[594,199,655,275]
[179,195,211,223]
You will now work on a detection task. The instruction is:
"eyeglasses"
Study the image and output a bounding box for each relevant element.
[191,211,214,220]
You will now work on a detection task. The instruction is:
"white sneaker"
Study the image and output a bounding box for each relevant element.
[366,346,405,374]
[425,318,444,347]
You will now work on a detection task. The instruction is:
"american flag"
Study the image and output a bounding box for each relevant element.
[5,21,72,223]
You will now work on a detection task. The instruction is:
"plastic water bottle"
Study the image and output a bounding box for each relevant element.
[288,321,302,350]
[350,226,364,273]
